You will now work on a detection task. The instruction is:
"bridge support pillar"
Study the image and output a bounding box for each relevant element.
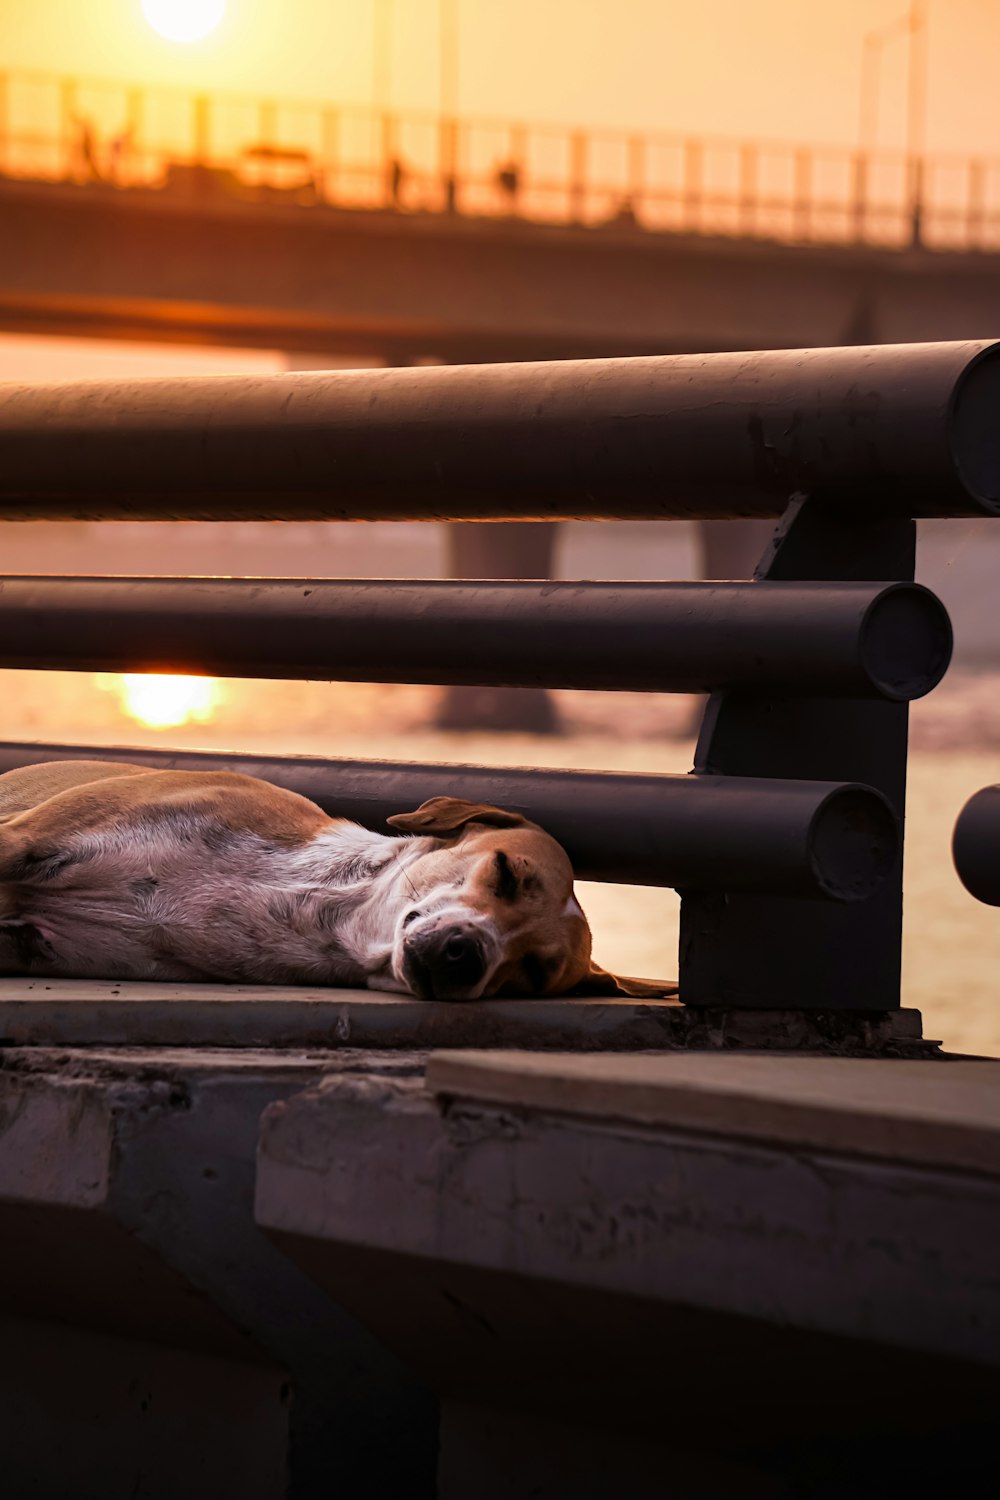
[437,522,560,732]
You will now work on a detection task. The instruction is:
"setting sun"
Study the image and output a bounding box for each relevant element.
[96,673,224,730]
[142,0,226,45]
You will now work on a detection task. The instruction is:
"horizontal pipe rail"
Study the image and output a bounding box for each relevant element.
[0,742,898,900]
[0,341,997,521]
[0,577,952,699]
[953,786,1000,905]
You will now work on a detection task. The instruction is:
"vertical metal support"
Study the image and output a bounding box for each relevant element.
[569,131,587,223]
[440,117,458,212]
[628,134,645,217]
[679,497,915,1010]
[967,157,985,248]
[851,151,868,243]
[683,138,702,230]
[60,77,77,180]
[126,88,142,186]
[322,109,338,203]
[739,144,757,235]
[380,110,395,207]
[909,153,924,247]
[0,74,9,176]
[193,95,210,164]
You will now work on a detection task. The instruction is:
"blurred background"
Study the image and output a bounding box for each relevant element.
[1,1,999,1051]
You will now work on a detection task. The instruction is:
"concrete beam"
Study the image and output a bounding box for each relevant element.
[4,179,1000,359]
[256,1053,1000,1492]
[0,1047,436,1497]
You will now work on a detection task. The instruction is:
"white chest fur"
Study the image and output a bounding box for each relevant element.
[1,815,419,985]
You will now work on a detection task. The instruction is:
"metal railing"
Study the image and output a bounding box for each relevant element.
[4,67,1000,250]
[2,339,998,1009]
[954,789,1000,905]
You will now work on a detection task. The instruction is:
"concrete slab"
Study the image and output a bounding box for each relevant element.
[0,977,930,1054]
[427,1050,1000,1176]
[256,1062,1000,1485]
[0,1046,436,1497]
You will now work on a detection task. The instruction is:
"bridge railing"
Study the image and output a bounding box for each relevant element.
[1,341,996,1010]
[3,68,1000,250]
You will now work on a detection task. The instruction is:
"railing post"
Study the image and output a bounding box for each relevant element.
[627,133,645,220]
[193,94,210,165]
[739,143,757,235]
[909,154,925,247]
[0,74,8,177]
[794,148,813,241]
[680,498,916,1010]
[683,138,702,230]
[569,130,587,223]
[967,157,985,248]
[322,108,338,204]
[440,116,458,213]
[60,76,78,181]
[851,151,869,243]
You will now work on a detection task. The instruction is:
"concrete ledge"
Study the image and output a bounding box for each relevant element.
[427,1051,1000,1176]
[256,1061,1000,1466]
[0,1047,436,1497]
[0,978,930,1053]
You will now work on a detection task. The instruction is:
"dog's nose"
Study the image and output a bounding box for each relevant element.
[405,927,487,998]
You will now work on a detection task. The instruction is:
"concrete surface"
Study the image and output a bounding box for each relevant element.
[0,978,930,1054]
[256,1058,1000,1495]
[0,1046,436,1499]
[427,1050,1000,1174]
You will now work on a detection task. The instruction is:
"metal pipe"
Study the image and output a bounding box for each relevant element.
[0,577,952,700]
[953,786,1000,905]
[0,741,898,900]
[0,341,997,520]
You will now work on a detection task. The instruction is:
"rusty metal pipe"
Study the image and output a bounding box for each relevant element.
[0,576,952,699]
[0,340,997,520]
[0,741,898,899]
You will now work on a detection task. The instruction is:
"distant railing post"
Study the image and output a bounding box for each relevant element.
[322,109,339,204]
[628,133,645,220]
[852,151,868,243]
[909,154,925,247]
[0,74,8,176]
[739,143,757,236]
[440,116,458,212]
[794,148,812,240]
[683,138,702,230]
[60,77,77,181]
[570,131,587,223]
[967,157,985,248]
[193,95,210,165]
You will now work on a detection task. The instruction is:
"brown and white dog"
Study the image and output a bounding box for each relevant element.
[0,760,671,1000]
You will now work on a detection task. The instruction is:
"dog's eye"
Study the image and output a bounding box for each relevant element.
[493,851,519,902]
[403,910,419,927]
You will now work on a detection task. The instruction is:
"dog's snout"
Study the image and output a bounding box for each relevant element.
[404,925,487,998]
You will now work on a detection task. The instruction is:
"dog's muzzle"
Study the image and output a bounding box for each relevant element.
[402,926,488,1001]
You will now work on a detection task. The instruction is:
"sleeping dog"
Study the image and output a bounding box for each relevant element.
[0,760,671,1000]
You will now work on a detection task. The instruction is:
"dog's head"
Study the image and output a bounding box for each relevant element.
[385,797,673,1003]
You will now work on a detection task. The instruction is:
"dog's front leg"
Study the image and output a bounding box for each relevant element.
[365,970,413,995]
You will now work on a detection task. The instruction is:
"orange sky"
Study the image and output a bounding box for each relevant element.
[0,0,998,155]
[2,1,999,383]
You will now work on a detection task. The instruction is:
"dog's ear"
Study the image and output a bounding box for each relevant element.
[564,963,679,999]
[387,796,528,836]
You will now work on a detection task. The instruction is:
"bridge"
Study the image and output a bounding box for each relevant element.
[3,69,1000,359]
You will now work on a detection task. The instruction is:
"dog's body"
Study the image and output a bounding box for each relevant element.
[0,761,667,1000]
